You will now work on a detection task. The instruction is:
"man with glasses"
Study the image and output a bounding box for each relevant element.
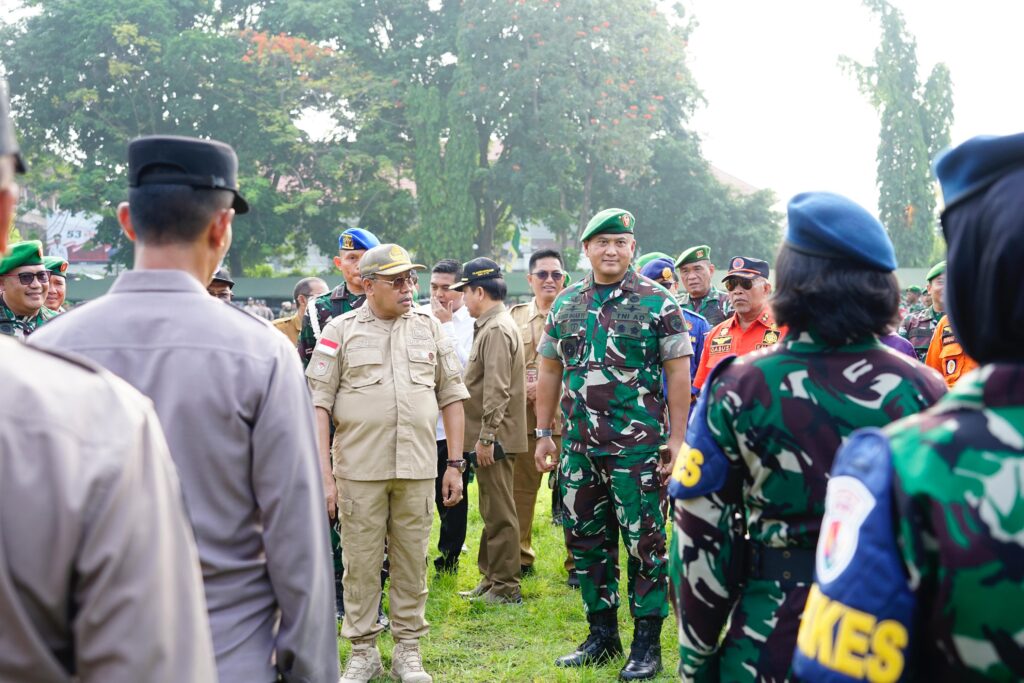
[307,243,468,683]
[207,267,235,303]
[0,240,58,339]
[509,249,575,585]
[898,260,946,361]
[693,256,785,390]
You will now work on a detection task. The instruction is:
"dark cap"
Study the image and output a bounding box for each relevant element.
[449,257,503,290]
[0,79,26,174]
[725,256,769,281]
[128,135,249,214]
[933,132,1024,213]
[785,191,896,272]
[639,257,677,285]
[339,227,381,251]
[210,267,235,287]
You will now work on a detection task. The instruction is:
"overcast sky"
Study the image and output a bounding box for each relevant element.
[684,0,1024,214]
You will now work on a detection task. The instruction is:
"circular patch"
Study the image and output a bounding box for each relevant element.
[668,315,684,333]
[945,358,957,375]
[816,476,876,584]
[313,359,329,376]
[731,257,744,270]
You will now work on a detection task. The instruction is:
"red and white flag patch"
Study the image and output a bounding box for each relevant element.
[315,337,340,358]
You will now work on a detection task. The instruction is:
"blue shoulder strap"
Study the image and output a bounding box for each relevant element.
[668,355,737,500]
[793,428,916,682]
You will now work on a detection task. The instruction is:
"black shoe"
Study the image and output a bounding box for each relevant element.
[434,557,459,575]
[567,572,580,589]
[520,564,535,577]
[335,575,345,621]
[554,609,622,667]
[618,617,663,680]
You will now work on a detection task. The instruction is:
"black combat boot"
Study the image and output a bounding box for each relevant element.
[618,617,663,680]
[335,573,345,621]
[554,609,623,667]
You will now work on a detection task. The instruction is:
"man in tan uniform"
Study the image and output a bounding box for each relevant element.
[509,248,575,585]
[0,78,217,683]
[274,276,328,345]
[451,257,528,605]
[307,243,469,683]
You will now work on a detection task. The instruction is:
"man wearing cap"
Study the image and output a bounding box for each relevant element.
[692,256,785,390]
[675,244,730,326]
[275,276,329,346]
[898,260,945,360]
[634,250,673,272]
[671,192,945,682]
[31,135,338,683]
[307,243,468,683]
[0,78,218,683]
[297,226,380,368]
[207,267,235,302]
[0,240,59,338]
[903,285,924,317]
[43,255,68,312]
[796,135,1024,682]
[535,208,693,680]
[450,256,528,605]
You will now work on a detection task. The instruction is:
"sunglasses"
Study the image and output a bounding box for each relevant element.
[724,278,754,292]
[372,274,418,290]
[7,270,50,286]
[531,270,565,281]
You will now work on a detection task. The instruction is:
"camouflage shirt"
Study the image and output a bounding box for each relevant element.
[677,285,731,327]
[671,332,947,679]
[537,268,693,456]
[0,297,58,340]
[296,282,365,368]
[898,305,942,361]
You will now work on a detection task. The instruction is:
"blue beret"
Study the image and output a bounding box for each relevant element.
[785,191,897,272]
[933,132,1024,213]
[639,257,676,284]
[339,227,380,251]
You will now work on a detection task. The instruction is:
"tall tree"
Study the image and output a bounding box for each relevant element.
[841,0,953,267]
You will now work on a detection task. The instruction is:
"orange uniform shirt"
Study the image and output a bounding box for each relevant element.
[693,309,787,389]
[924,314,978,387]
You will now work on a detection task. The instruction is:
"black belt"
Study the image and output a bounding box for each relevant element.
[746,545,815,585]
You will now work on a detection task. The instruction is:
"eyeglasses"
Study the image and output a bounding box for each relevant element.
[724,278,754,292]
[372,274,418,290]
[7,270,50,286]
[531,270,565,281]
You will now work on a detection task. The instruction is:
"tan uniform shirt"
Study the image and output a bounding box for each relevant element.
[0,337,216,683]
[30,270,338,683]
[307,304,469,481]
[463,303,528,454]
[273,311,302,346]
[509,297,562,437]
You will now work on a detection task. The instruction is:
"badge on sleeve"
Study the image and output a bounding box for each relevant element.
[315,337,340,358]
[816,475,876,584]
[313,359,330,376]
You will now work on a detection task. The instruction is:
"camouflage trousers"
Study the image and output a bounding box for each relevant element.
[559,449,668,619]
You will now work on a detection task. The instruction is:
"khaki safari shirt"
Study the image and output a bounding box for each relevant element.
[307,305,469,481]
[272,312,302,346]
[463,303,529,454]
[509,297,562,437]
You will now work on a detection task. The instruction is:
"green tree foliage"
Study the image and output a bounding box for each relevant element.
[841,0,953,267]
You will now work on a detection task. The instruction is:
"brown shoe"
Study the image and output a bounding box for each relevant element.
[469,588,523,605]
[457,581,491,599]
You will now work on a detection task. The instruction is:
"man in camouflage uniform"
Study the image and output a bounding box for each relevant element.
[0,240,59,338]
[535,208,693,680]
[897,261,945,360]
[670,192,946,682]
[796,133,1024,683]
[674,244,730,326]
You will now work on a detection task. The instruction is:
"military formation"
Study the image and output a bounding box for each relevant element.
[1,67,1022,683]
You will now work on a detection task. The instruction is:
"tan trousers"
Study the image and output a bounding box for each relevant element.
[336,477,434,643]
[514,435,574,570]
[474,455,521,596]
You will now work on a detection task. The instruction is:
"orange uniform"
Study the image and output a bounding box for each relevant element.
[693,308,786,389]
[924,314,978,387]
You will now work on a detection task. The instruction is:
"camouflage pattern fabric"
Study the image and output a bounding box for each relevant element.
[0,297,57,339]
[670,332,947,681]
[296,282,365,368]
[537,268,693,456]
[560,449,668,618]
[897,306,941,361]
[676,285,731,327]
[884,363,1023,680]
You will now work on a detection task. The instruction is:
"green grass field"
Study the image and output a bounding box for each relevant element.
[339,472,680,682]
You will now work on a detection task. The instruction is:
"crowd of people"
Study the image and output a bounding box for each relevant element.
[1,73,1022,683]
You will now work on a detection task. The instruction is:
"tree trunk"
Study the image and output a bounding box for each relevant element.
[578,159,596,239]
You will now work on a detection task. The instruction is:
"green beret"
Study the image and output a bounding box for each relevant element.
[926,260,946,281]
[580,208,635,242]
[0,240,44,274]
[675,244,712,268]
[43,255,69,277]
[906,285,923,294]
[635,251,672,270]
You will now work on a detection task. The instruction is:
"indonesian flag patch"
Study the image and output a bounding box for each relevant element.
[315,337,340,358]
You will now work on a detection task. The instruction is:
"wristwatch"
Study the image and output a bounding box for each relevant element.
[446,459,467,473]
[535,428,553,438]
[479,438,494,446]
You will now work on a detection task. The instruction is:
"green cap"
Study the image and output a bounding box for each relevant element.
[0,240,44,274]
[43,255,69,278]
[635,251,672,270]
[906,285,923,294]
[580,208,635,242]
[675,244,712,268]
[359,243,425,278]
[926,260,946,281]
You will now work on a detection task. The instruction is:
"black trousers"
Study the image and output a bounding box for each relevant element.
[433,439,470,570]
